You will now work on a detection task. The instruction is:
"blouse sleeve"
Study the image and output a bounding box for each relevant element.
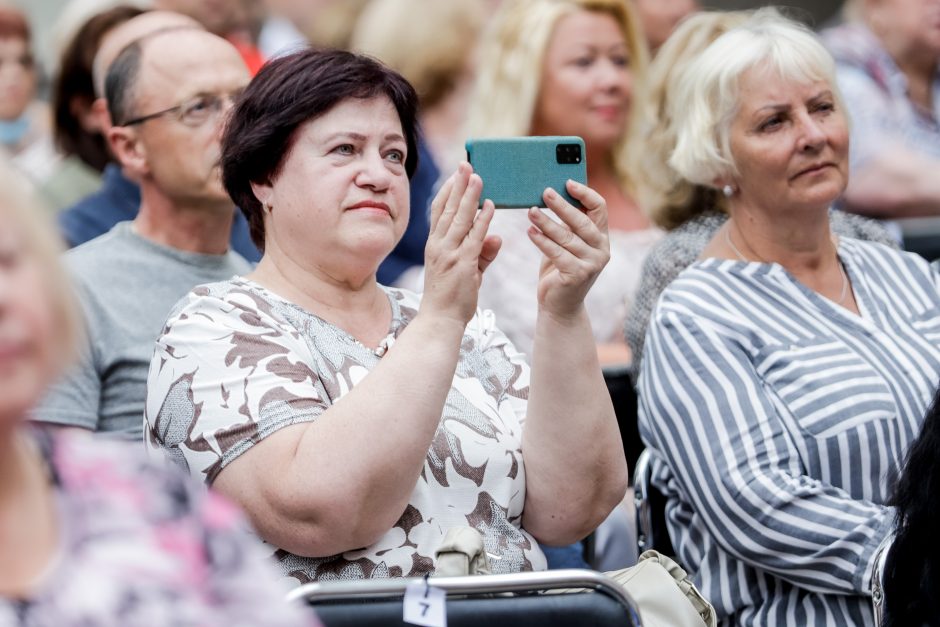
[145,286,328,485]
[638,308,894,596]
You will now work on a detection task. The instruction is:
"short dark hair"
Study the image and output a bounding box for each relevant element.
[104,39,144,127]
[221,47,420,252]
[52,5,145,171]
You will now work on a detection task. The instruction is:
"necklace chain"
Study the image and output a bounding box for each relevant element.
[723,224,849,305]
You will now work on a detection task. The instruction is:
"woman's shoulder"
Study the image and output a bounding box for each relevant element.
[841,236,934,273]
[163,277,297,336]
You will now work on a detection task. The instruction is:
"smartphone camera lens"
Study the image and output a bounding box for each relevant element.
[556,143,582,165]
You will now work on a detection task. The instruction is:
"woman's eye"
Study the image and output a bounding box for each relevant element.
[572,56,594,68]
[610,54,629,67]
[386,149,405,163]
[759,116,783,132]
[333,144,355,156]
[814,102,835,114]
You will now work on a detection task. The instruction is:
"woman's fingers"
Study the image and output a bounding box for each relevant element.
[443,171,484,246]
[565,179,608,230]
[433,163,472,237]
[478,234,502,273]
[527,206,586,257]
[542,180,607,247]
[428,174,455,234]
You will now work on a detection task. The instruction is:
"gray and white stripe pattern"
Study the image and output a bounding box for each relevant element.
[638,238,940,626]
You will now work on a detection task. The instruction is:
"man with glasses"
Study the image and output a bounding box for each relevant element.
[33,28,254,439]
[55,10,260,262]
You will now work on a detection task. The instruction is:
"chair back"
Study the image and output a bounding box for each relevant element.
[287,569,642,627]
[634,448,676,557]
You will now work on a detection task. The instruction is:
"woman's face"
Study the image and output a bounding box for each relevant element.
[0,36,35,121]
[531,10,632,152]
[728,65,849,216]
[869,0,940,59]
[255,95,410,279]
[0,208,58,427]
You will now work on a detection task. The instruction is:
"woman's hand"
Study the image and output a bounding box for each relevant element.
[421,162,502,326]
[528,179,610,320]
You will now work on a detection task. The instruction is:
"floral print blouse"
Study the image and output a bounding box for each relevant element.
[145,278,548,585]
[0,430,317,626]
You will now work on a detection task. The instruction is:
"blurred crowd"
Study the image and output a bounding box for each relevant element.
[2,0,940,625]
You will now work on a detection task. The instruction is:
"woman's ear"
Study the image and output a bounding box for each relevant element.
[251,180,274,211]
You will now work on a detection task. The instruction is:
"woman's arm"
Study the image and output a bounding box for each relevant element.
[521,180,628,545]
[841,150,940,218]
[164,165,502,558]
[639,308,893,595]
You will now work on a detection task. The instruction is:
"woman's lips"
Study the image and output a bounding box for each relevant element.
[347,201,391,215]
[793,163,834,179]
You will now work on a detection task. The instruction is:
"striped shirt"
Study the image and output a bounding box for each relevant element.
[638,238,940,626]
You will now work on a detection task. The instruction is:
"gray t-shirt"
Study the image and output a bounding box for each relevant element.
[34,221,253,438]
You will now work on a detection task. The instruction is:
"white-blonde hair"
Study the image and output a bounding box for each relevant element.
[0,160,82,371]
[634,10,748,229]
[465,0,647,191]
[669,8,842,187]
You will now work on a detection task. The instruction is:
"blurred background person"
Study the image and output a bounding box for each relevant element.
[467,0,656,366]
[820,0,940,224]
[153,0,267,74]
[351,0,485,289]
[33,26,254,438]
[48,5,144,208]
[54,9,260,261]
[0,4,79,212]
[0,160,315,626]
[625,9,897,378]
[878,381,940,626]
[258,0,371,58]
[633,0,699,55]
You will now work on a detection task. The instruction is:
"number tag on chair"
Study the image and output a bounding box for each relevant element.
[403,578,447,627]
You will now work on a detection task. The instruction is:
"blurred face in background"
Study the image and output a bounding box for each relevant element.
[867,0,940,60]
[0,204,58,427]
[0,36,35,121]
[531,9,632,153]
[634,0,699,53]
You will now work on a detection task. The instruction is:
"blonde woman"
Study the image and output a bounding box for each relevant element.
[639,10,940,623]
[624,10,897,376]
[0,163,314,625]
[466,0,657,365]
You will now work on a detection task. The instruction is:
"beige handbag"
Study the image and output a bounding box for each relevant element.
[607,550,716,627]
[434,528,716,627]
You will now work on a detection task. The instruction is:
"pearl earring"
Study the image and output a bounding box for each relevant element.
[722,185,734,198]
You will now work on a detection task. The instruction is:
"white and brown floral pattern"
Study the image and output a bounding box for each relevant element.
[145,278,547,585]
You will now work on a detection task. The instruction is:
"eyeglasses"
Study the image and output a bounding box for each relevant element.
[120,89,244,128]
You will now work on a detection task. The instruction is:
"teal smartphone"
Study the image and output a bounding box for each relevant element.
[465,136,587,208]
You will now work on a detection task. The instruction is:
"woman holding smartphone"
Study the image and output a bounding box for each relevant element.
[466,0,660,365]
[144,47,627,585]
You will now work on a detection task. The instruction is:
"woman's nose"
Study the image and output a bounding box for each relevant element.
[356,152,393,190]
[799,114,827,151]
